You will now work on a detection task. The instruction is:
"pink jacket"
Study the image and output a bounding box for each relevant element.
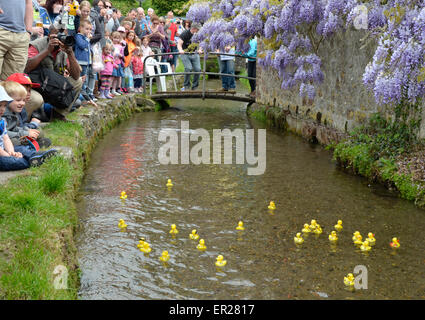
[132,56,144,75]
[100,54,116,76]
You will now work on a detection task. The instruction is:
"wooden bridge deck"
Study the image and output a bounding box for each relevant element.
[149,90,255,103]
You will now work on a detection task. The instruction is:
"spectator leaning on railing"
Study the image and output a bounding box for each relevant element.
[0,0,34,81]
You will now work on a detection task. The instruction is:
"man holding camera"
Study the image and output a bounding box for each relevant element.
[24,25,82,120]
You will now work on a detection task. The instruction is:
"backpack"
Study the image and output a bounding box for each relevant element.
[28,67,75,110]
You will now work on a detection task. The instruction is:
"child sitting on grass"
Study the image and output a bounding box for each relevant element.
[0,86,57,171]
[0,80,51,149]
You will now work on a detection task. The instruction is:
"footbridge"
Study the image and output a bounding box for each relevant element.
[142,52,256,104]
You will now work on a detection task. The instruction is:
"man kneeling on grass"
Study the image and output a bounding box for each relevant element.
[0,86,57,171]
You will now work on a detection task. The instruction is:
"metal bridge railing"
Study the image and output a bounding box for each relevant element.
[142,52,256,99]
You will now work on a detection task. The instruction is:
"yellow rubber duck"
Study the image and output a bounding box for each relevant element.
[302,224,311,233]
[170,224,179,234]
[137,239,145,249]
[159,250,170,262]
[360,240,371,252]
[313,224,322,235]
[352,231,361,242]
[236,221,245,231]
[353,234,363,245]
[197,239,207,251]
[329,231,338,243]
[189,229,199,240]
[140,242,152,253]
[334,220,343,232]
[166,179,173,187]
[120,191,127,200]
[268,201,276,210]
[118,219,127,229]
[366,232,376,246]
[215,255,227,267]
[390,237,400,249]
[294,232,304,244]
[344,273,355,287]
[309,219,318,230]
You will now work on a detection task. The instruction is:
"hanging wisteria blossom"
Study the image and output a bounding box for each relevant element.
[187,0,425,105]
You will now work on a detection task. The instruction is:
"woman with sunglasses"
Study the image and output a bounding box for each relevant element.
[146,15,165,62]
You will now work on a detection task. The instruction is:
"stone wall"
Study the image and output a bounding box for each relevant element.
[253,28,425,144]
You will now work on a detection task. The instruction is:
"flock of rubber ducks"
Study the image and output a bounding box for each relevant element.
[120,187,403,290]
[117,179,252,267]
[293,219,401,289]
[294,219,398,252]
[343,235,401,289]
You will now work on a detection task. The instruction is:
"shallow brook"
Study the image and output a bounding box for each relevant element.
[76,81,425,299]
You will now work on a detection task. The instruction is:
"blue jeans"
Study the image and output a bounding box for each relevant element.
[180,53,201,89]
[80,64,89,92]
[82,64,96,97]
[0,145,36,171]
[220,59,235,90]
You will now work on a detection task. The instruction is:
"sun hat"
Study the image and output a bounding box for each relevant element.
[117,26,126,32]
[0,86,13,102]
[6,73,41,89]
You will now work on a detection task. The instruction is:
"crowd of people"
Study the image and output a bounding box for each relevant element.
[0,0,257,172]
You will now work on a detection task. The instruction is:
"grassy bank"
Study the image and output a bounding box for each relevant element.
[0,95,146,299]
[331,109,425,207]
[0,121,85,299]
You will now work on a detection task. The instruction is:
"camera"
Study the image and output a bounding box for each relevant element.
[68,2,79,16]
[56,32,75,47]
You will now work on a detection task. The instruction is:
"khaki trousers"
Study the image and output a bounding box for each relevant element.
[0,28,30,81]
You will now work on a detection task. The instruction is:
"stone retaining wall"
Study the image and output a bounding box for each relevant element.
[252,28,425,144]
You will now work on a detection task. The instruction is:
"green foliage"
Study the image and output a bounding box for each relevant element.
[238,69,251,90]
[392,173,421,201]
[38,156,73,195]
[110,0,140,14]
[333,101,424,204]
[334,141,375,177]
[248,108,267,123]
[152,0,188,16]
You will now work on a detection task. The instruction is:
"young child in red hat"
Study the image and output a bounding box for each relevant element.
[2,74,52,148]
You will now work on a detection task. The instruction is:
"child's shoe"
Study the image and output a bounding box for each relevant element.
[111,89,121,96]
[104,89,113,99]
[99,90,106,99]
[29,149,58,167]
